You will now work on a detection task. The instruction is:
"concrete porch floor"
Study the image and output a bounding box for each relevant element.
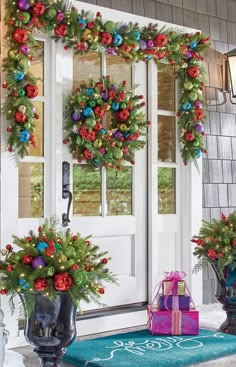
[12,325,146,366]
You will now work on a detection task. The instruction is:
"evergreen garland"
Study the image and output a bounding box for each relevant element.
[192,212,236,280]
[0,217,116,314]
[2,0,210,164]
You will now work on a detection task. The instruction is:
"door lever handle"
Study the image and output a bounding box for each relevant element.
[62,161,72,227]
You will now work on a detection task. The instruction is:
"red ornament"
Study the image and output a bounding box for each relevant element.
[86,240,91,246]
[32,2,46,16]
[187,66,200,79]
[7,126,12,132]
[25,236,32,242]
[12,28,28,44]
[94,106,105,118]
[87,21,95,29]
[24,84,39,99]
[38,226,42,232]
[0,289,7,295]
[185,132,195,142]
[101,32,112,45]
[63,139,68,144]
[54,23,68,37]
[120,44,132,53]
[7,147,13,152]
[83,149,95,160]
[6,265,13,272]
[15,111,26,123]
[34,277,48,291]
[102,258,108,264]
[53,272,73,291]
[195,109,204,120]
[22,255,33,265]
[71,264,78,271]
[154,33,168,47]
[84,265,90,271]
[72,235,78,241]
[99,287,105,294]
[2,82,7,89]
[6,244,12,251]
[118,109,129,122]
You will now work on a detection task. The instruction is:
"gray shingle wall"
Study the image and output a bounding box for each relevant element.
[79,0,236,303]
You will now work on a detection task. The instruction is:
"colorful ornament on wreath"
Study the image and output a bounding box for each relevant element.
[64,77,149,169]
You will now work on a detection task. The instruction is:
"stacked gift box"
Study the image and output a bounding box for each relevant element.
[148,271,199,335]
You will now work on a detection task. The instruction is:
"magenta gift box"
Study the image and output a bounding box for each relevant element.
[148,306,199,335]
[159,295,190,311]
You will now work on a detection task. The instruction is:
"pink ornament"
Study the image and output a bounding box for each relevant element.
[20,44,30,55]
[194,100,202,108]
[56,12,64,21]
[107,47,115,55]
[146,40,154,48]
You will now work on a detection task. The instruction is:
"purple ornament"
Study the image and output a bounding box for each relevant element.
[56,12,64,21]
[107,47,115,55]
[146,40,154,48]
[102,92,109,101]
[17,0,30,11]
[140,40,147,50]
[110,85,116,91]
[31,105,36,113]
[71,111,81,122]
[32,256,46,269]
[194,123,204,133]
[112,130,123,139]
[186,50,193,59]
[194,100,202,109]
[99,147,106,155]
[20,44,30,55]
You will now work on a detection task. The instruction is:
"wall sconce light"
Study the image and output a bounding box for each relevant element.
[225,48,236,101]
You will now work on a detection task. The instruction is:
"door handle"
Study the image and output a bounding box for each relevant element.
[62,161,72,227]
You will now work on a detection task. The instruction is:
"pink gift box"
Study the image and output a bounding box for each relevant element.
[148,306,199,335]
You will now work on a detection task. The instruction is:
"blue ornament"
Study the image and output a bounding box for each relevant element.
[182,102,192,112]
[14,70,25,82]
[93,158,100,166]
[100,128,106,134]
[111,101,120,111]
[18,278,26,286]
[130,31,141,41]
[146,55,152,61]
[36,241,48,253]
[195,148,201,159]
[77,19,87,29]
[19,130,30,142]
[124,132,131,139]
[86,88,95,96]
[190,41,197,50]
[113,33,123,46]
[83,107,94,117]
[22,282,30,289]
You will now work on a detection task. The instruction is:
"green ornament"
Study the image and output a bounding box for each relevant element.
[90,42,99,50]
[66,259,75,267]
[45,7,57,20]
[76,95,84,103]
[131,41,140,51]
[8,50,20,60]
[85,117,96,129]
[76,137,81,145]
[193,141,199,147]
[183,82,193,91]
[130,124,139,133]
[55,243,62,251]
[117,142,123,148]
[97,98,103,105]
[24,123,31,129]
[18,88,25,97]
[18,58,31,70]
[104,21,116,33]
[188,91,198,102]
[120,102,127,109]
[88,100,96,107]
[113,147,123,159]
[106,152,113,159]
[64,246,76,257]
[172,44,180,52]
[93,139,102,148]
[17,11,31,24]
[47,266,55,276]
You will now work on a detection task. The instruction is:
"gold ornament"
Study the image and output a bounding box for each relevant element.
[82,29,92,40]
[205,236,212,243]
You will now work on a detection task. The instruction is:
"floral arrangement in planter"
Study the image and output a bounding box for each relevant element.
[0,218,116,314]
[192,212,236,280]
[2,0,210,165]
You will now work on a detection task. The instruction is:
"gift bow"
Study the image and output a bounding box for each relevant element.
[164,271,186,311]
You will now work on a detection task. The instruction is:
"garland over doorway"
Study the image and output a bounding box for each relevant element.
[2,0,210,166]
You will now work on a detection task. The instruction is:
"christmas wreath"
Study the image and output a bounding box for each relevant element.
[64,77,149,168]
[2,0,210,164]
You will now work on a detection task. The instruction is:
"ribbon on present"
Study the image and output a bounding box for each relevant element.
[163,271,186,311]
[172,310,182,335]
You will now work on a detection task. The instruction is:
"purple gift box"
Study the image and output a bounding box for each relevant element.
[159,295,190,311]
[148,306,199,335]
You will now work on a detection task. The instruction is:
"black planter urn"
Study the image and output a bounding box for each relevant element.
[212,265,236,335]
[21,293,77,367]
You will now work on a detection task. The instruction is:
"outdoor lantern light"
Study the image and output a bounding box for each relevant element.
[225,48,236,98]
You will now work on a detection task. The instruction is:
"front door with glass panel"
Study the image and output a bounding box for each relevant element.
[54,45,148,311]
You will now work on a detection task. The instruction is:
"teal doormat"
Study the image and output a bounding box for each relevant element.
[63,329,236,367]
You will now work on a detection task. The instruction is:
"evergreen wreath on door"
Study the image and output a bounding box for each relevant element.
[2,0,210,166]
